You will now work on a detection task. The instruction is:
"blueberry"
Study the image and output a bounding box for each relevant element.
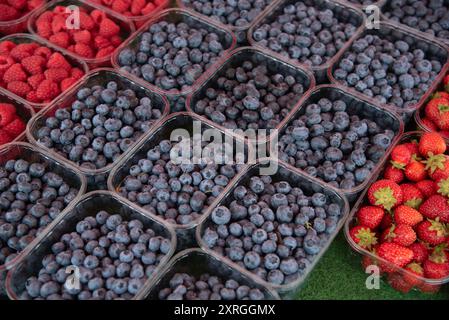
[211,206,231,225]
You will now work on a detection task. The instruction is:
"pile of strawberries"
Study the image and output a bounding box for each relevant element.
[35,6,124,59]
[421,75,449,138]
[350,132,449,293]
[0,103,26,144]
[0,40,85,103]
[0,0,44,21]
[90,0,165,17]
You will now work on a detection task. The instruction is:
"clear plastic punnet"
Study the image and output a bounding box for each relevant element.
[176,0,280,44]
[344,131,449,294]
[111,8,237,111]
[186,46,315,143]
[328,21,449,123]
[137,248,281,300]
[28,0,136,68]
[5,191,177,300]
[272,84,404,203]
[108,112,251,251]
[340,0,386,10]
[26,68,169,190]
[196,158,349,299]
[0,1,47,35]
[247,0,365,83]
[0,33,89,111]
[0,142,87,296]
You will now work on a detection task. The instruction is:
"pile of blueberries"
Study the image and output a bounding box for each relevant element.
[192,58,306,130]
[36,80,163,171]
[278,97,394,190]
[156,273,265,300]
[0,159,78,266]
[118,19,228,92]
[179,0,271,28]
[383,0,449,42]
[21,211,172,300]
[117,139,245,226]
[251,0,358,67]
[333,35,443,109]
[202,175,343,286]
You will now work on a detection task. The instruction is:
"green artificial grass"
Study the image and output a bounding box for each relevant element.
[295,232,449,300]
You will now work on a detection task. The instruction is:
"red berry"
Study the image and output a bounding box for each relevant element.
[3,116,25,138]
[7,81,31,98]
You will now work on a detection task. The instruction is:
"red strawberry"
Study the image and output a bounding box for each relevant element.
[3,63,27,83]
[436,111,449,131]
[388,272,414,293]
[384,164,404,183]
[377,242,414,269]
[3,116,25,138]
[368,179,403,211]
[424,153,449,182]
[381,224,417,247]
[36,80,60,101]
[0,103,16,127]
[47,52,72,72]
[7,81,31,98]
[419,132,447,157]
[380,213,393,231]
[444,74,449,92]
[356,206,385,229]
[423,246,449,279]
[419,194,449,222]
[403,262,425,287]
[21,55,45,75]
[416,219,448,245]
[415,180,437,198]
[408,242,429,263]
[425,98,449,123]
[404,160,427,182]
[98,18,120,37]
[349,225,377,249]
[421,117,438,131]
[394,205,423,226]
[0,128,12,145]
[431,91,449,100]
[390,144,412,169]
[400,184,423,209]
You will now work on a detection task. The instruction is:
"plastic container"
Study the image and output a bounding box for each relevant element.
[196,159,350,298]
[344,131,449,294]
[108,112,251,251]
[0,33,89,111]
[138,248,280,300]
[328,21,449,123]
[26,68,169,190]
[82,0,169,29]
[111,8,237,104]
[176,0,280,44]
[380,0,449,47]
[248,0,365,83]
[272,84,404,203]
[28,0,135,68]
[5,190,177,300]
[0,89,35,144]
[340,0,386,10]
[0,1,47,35]
[186,46,315,143]
[0,142,87,295]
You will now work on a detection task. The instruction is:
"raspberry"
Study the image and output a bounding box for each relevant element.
[7,0,27,11]
[36,79,60,101]
[47,52,72,72]
[141,2,156,15]
[0,41,16,56]
[21,55,45,75]
[73,30,92,44]
[0,129,12,145]
[49,32,70,49]
[131,0,146,15]
[28,0,45,10]
[10,45,31,60]
[60,77,78,91]
[96,46,115,58]
[7,81,32,98]
[3,64,27,83]
[36,10,54,23]
[112,0,130,13]
[71,68,85,80]
[74,43,94,58]
[0,4,19,21]
[90,9,106,24]
[26,91,40,103]
[36,21,52,39]
[98,18,120,37]
[28,74,45,90]
[0,56,14,76]
[44,68,69,82]
[94,36,111,49]
[35,46,52,59]
[51,14,66,34]
[3,116,26,138]
[111,35,122,47]
[80,11,96,30]
[0,103,16,127]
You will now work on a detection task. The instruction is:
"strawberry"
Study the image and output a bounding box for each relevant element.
[431,91,449,100]
[419,132,447,157]
[3,116,25,138]
[388,272,414,293]
[0,103,16,127]
[403,262,425,287]
[377,242,414,269]
[394,205,423,226]
[390,144,412,169]
[356,206,384,229]
[47,52,72,72]
[419,194,449,222]
[423,246,449,279]
[423,153,449,182]
[7,81,31,98]
[21,55,45,75]
[421,117,438,131]
[3,63,27,83]
[416,219,448,245]
[415,180,437,198]
[409,242,429,263]
[98,18,120,37]
[384,164,404,183]
[400,184,423,209]
[368,179,403,211]
[444,74,449,92]
[349,225,377,249]
[403,141,420,158]
[436,110,449,131]
[404,160,427,182]
[36,79,60,101]
[381,224,416,247]
[0,128,12,145]
[380,213,393,230]
[425,97,449,123]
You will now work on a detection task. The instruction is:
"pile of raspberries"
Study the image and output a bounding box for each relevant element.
[0,102,26,144]
[90,0,166,17]
[0,0,45,21]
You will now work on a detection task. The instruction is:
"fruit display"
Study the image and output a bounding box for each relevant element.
[382,0,449,45]
[0,35,87,107]
[5,192,176,300]
[114,9,235,96]
[29,0,134,65]
[346,132,449,293]
[188,47,313,131]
